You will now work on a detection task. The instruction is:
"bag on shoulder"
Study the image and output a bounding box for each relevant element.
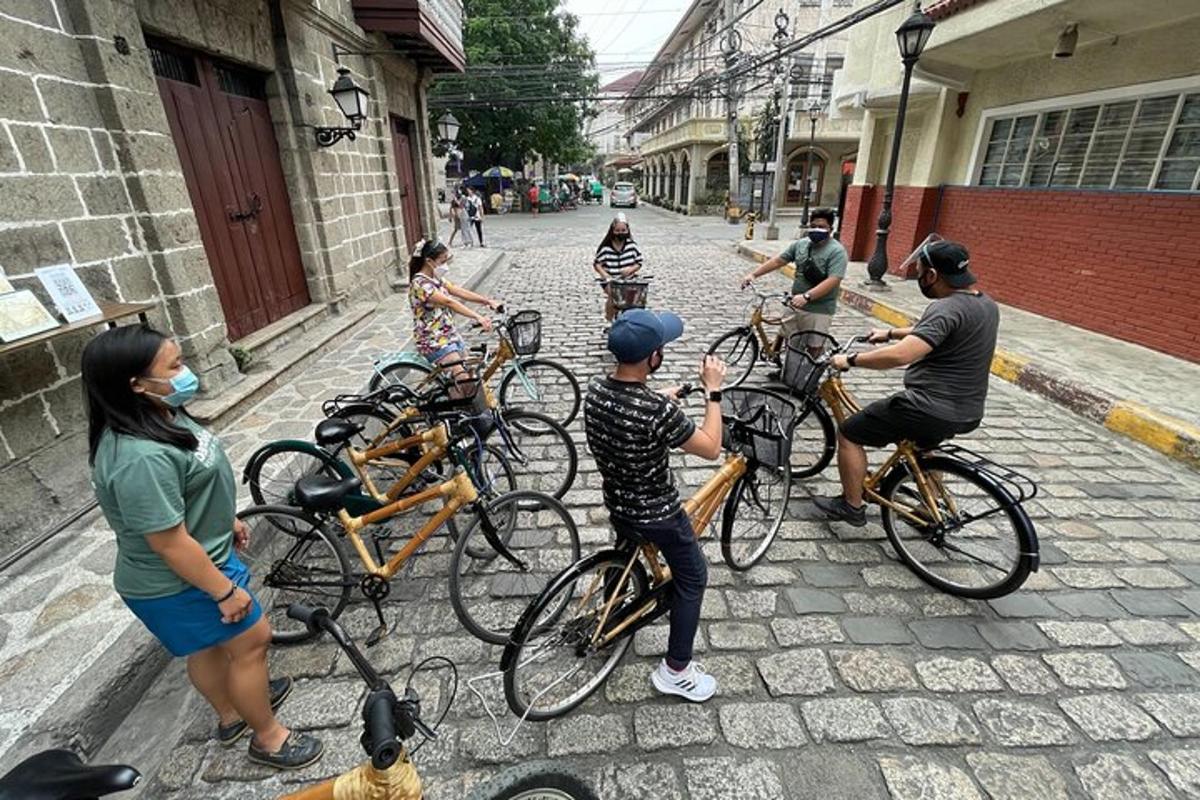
[801,255,826,286]
[466,197,479,219]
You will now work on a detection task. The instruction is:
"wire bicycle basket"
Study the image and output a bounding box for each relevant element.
[781,331,840,399]
[720,387,797,468]
[506,310,543,356]
[608,279,650,311]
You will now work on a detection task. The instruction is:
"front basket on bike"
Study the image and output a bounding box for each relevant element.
[608,280,649,311]
[507,310,543,356]
[720,387,797,468]
[781,331,839,398]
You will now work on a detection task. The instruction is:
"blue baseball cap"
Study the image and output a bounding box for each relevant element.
[608,309,684,364]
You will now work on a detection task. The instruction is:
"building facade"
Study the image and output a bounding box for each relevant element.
[624,0,860,221]
[835,0,1200,362]
[587,70,644,177]
[0,0,462,550]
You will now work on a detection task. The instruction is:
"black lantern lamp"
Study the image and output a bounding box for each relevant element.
[315,67,369,147]
[865,6,935,287]
[436,112,461,146]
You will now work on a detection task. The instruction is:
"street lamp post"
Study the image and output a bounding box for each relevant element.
[864,7,935,287]
[801,101,822,227]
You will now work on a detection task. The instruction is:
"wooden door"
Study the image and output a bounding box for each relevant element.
[390,116,423,252]
[150,40,310,341]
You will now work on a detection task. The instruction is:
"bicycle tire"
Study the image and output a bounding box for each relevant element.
[449,490,581,644]
[237,504,354,644]
[488,410,578,500]
[789,399,837,480]
[878,454,1037,599]
[465,761,600,800]
[244,442,344,508]
[497,358,582,430]
[502,549,647,721]
[368,359,433,392]
[707,327,759,388]
[720,462,792,570]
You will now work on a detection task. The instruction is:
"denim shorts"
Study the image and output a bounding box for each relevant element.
[122,552,263,657]
[424,340,466,363]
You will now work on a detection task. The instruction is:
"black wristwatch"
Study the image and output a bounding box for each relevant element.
[706,390,723,403]
[847,353,859,368]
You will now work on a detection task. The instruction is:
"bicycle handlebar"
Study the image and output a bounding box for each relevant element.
[365,691,401,770]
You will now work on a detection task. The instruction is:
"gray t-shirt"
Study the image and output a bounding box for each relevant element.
[904,292,1000,423]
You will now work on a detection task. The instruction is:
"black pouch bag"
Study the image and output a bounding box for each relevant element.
[801,255,826,286]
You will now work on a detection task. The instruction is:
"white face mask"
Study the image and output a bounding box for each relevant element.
[435,262,450,277]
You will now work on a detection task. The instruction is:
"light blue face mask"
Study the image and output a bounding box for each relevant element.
[144,366,200,407]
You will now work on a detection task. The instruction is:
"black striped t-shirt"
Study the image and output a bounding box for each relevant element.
[584,376,696,525]
[594,242,643,278]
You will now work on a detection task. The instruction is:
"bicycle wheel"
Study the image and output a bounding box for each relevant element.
[459,443,520,559]
[878,454,1036,599]
[245,443,343,507]
[789,400,837,480]
[465,762,600,800]
[707,327,759,388]
[720,461,792,570]
[237,505,354,644]
[498,358,582,431]
[487,410,578,500]
[503,549,647,721]
[368,359,433,392]
[450,491,581,644]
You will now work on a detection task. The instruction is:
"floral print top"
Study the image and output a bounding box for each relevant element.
[410,273,462,358]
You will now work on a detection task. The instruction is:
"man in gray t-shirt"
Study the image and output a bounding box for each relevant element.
[812,241,1000,527]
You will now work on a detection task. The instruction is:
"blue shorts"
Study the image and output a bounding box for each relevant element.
[425,341,466,363]
[123,552,263,657]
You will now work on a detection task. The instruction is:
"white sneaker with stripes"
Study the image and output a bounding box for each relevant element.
[650,660,717,702]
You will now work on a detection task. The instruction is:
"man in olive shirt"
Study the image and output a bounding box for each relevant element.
[741,208,848,362]
[813,240,1000,526]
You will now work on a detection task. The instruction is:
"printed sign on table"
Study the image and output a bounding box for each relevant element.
[0,290,60,343]
[35,265,102,323]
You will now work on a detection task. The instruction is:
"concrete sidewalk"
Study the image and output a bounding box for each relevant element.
[737,239,1200,470]
[0,247,506,768]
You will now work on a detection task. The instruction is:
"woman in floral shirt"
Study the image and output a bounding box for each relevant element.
[409,240,500,392]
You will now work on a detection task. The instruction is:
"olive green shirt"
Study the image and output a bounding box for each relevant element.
[92,415,236,599]
[779,237,849,315]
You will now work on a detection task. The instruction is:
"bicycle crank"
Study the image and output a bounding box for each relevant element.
[360,574,391,647]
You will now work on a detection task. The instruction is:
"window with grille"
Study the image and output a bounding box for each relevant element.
[215,62,267,100]
[147,39,199,85]
[822,56,843,102]
[976,89,1200,192]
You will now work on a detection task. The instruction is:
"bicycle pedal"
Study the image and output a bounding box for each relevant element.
[365,623,390,648]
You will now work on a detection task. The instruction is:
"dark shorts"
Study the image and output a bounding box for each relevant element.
[841,392,979,449]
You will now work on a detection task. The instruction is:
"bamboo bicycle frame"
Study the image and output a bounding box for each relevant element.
[279,756,422,800]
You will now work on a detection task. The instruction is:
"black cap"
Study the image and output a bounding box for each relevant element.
[920,240,976,287]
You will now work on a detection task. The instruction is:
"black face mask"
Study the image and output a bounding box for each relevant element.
[918,269,938,299]
[648,349,664,374]
[613,234,628,244]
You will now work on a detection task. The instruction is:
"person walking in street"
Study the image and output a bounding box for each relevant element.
[812,240,999,526]
[447,190,472,247]
[593,213,643,323]
[741,207,848,365]
[585,310,727,702]
[465,186,485,247]
[82,326,323,771]
[455,188,475,247]
[528,182,540,215]
[409,238,501,395]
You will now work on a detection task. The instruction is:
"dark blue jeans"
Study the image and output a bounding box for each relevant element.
[615,509,707,668]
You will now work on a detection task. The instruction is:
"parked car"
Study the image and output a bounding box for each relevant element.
[610,182,638,208]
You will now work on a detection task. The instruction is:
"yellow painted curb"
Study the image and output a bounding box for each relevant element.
[1104,401,1200,467]
[990,349,1029,384]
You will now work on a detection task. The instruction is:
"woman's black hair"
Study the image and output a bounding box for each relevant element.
[407,239,449,281]
[81,325,198,464]
[596,217,633,253]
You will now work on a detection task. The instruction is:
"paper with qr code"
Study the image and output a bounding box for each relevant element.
[35,265,102,323]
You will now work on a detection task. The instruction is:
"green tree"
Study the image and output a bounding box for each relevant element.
[432,0,599,170]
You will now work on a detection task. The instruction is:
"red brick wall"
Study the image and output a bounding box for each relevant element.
[839,184,940,268]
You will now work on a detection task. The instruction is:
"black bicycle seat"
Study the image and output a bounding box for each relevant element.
[314,418,364,447]
[468,343,488,356]
[0,749,140,800]
[294,475,362,512]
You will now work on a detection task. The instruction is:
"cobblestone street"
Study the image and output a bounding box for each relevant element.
[119,206,1200,798]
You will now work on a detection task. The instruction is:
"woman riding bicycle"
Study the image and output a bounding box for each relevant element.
[593,213,643,323]
[409,239,502,396]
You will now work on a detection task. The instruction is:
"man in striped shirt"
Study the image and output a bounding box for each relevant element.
[593,214,644,322]
[585,308,727,702]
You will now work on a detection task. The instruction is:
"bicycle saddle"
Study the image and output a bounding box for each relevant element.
[468,343,488,356]
[294,475,362,512]
[314,418,364,446]
[0,749,140,800]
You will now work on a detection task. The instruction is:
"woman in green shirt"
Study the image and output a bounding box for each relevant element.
[82,326,322,770]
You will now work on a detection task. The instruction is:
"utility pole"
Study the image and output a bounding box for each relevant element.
[766,10,793,241]
[722,0,742,220]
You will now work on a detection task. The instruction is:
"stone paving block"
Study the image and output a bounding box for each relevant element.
[986,593,1058,618]
[798,565,861,588]
[634,624,707,657]
[724,589,776,618]
[1146,749,1200,797]
[861,565,925,589]
[459,718,542,763]
[604,662,655,704]
[699,591,729,620]
[757,648,836,697]
[1135,693,1200,736]
[909,620,988,650]
[279,680,364,730]
[1074,754,1175,800]
[976,621,1052,651]
[800,697,892,742]
[881,697,982,745]
[634,704,717,750]
[1113,652,1200,689]
[965,753,1070,800]
[973,699,1078,746]
[683,757,786,800]
[915,656,1004,693]
[919,595,977,617]
[764,540,821,561]
[1109,619,1192,646]
[718,701,807,749]
[784,587,847,614]
[1059,694,1160,742]
[831,649,918,693]
[843,591,913,615]
[770,615,845,646]
[842,616,913,644]
[743,565,797,586]
[778,748,885,800]
[704,654,764,697]
[878,756,983,800]
[821,542,882,563]
[1051,567,1124,589]
[707,621,770,650]
[1115,566,1189,588]
[546,713,629,757]
[592,761,683,800]
[1046,591,1126,619]
[1109,589,1192,617]
[1042,652,1127,689]
[1037,621,1121,647]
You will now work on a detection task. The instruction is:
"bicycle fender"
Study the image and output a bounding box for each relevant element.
[372,350,430,373]
[241,440,349,483]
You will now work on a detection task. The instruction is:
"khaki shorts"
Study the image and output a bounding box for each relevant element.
[780,309,834,349]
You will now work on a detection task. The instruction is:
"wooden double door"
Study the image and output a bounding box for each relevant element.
[150,39,310,341]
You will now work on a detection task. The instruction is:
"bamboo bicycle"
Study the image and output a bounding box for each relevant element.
[499,386,797,721]
[705,282,795,387]
[787,333,1041,598]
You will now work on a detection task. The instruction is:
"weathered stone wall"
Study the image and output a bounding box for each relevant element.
[0,0,434,552]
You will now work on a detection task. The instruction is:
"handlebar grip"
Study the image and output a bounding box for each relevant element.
[677,382,699,398]
[365,691,402,770]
